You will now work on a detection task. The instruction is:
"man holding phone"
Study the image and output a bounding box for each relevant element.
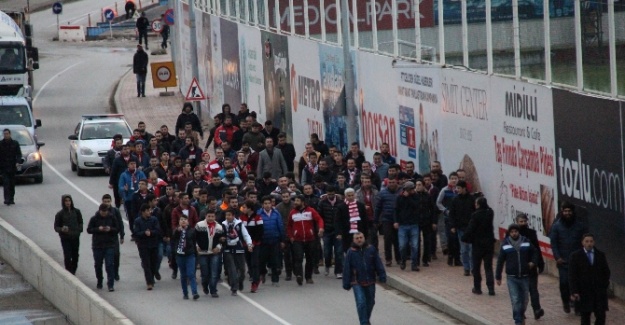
[87,204,119,292]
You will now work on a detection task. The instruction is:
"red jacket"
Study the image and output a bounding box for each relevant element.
[171,205,199,229]
[214,124,239,146]
[287,206,324,242]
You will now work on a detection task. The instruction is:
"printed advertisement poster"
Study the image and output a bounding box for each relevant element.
[262,31,292,141]
[220,19,241,114]
[490,78,556,256]
[439,69,494,197]
[208,16,223,118]
[288,37,322,156]
[196,11,210,119]
[319,44,358,154]
[396,66,441,175]
[357,52,398,161]
[553,89,625,286]
[238,25,266,123]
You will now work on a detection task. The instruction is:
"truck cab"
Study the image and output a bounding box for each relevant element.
[0,10,39,97]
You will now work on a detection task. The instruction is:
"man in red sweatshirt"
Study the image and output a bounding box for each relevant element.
[287,195,324,286]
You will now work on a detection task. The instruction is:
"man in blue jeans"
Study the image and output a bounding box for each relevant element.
[394,181,420,271]
[87,204,119,291]
[195,210,224,297]
[449,180,475,276]
[317,186,345,278]
[496,224,539,325]
[172,215,199,300]
[343,232,386,325]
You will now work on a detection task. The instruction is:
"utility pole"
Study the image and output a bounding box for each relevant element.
[188,0,201,121]
[340,0,356,148]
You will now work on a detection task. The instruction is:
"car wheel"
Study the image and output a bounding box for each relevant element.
[70,155,77,171]
[77,166,86,176]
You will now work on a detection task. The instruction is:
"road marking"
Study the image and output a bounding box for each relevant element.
[33,62,82,105]
[219,283,293,325]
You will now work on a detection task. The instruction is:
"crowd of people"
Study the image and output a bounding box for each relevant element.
[51,102,612,325]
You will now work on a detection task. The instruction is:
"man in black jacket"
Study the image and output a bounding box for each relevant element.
[133,204,162,290]
[276,133,296,173]
[136,12,149,49]
[54,195,83,274]
[133,44,148,97]
[569,233,611,325]
[517,213,545,319]
[449,180,475,275]
[0,128,22,205]
[317,186,345,278]
[87,204,119,291]
[102,194,125,281]
[394,181,420,271]
[462,197,495,295]
[175,103,203,139]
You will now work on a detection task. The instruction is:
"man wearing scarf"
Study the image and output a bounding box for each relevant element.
[339,188,368,255]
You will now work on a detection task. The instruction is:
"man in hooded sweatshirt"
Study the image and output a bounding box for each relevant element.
[54,195,84,275]
[175,103,203,138]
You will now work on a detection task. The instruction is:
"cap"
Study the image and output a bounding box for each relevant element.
[403,181,415,190]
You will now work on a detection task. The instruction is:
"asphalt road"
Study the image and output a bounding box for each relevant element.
[1,1,463,324]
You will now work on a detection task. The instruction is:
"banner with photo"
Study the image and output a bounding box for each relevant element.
[262,31,292,142]
[490,78,556,256]
[220,19,241,114]
[553,89,625,286]
[207,15,224,117]
[288,37,322,156]
[396,65,442,175]
[318,44,359,154]
[357,52,398,161]
[195,10,210,119]
[175,1,192,94]
[439,69,494,198]
[238,25,266,124]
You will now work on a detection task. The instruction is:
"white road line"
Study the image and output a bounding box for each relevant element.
[33,62,82,105]
[219,283,293,325]
[34,54,292,325]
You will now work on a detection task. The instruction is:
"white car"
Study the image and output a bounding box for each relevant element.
[68,114,132,176]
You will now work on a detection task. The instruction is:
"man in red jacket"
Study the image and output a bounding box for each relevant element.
[171,193,199,229]
[214,116,239,148]
[287,195,324,286]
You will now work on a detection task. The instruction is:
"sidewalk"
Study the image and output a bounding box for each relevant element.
[113,64,625,325]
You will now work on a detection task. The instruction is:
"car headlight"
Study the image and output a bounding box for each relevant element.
[27,152,41,162]
[80,147,93,155]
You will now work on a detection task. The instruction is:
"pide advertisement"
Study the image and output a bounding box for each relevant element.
[288,37,322,155]
[491,78,556,257]
[553,89,625,286]
[396,65,441,175]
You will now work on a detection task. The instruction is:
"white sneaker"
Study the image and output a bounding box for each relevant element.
[324,267,330,276]
[336,274,343,279]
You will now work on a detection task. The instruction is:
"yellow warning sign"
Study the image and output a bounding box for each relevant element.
[151,61,177,88]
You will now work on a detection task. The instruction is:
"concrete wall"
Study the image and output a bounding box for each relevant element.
[0,218,133,325]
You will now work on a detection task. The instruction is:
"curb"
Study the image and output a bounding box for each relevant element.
[112,68,133,115]
[386,274,495,325]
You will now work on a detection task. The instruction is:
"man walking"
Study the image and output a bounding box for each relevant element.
[496,224,539,325]
[374,177,401,267]
[87,204,120,291]
[133,44,148,97]
[449,180,475,276]
[0,129,22,205]
[195,210,224,297]
[462,197,495,295]
[317,186,345,278]
[287,195,324,285]
[136,12,149,49]
[343,232,387,325]
[102,194,124,281]
[517,213,545,319]
[549,201,588,314]
[569,233,611,325]
[172,215,199,300]
[257,138,288,179]
[133,204,162,290]
[160,14,170,50]
[54,195,83,274]
[258,196,285,287]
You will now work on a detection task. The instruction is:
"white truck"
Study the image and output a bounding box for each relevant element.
[0,9,39,98]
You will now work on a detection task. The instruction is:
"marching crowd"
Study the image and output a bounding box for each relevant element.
[52,103,611,325]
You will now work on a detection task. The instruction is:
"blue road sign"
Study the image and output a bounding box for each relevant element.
[104,8,115,22]
[164,9,174,26]
[52,2,62,15]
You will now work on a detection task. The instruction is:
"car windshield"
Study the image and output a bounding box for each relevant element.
[10,129,33,146]
[80,121,131,140]
[0,45,26,73]
[0,105,32,127]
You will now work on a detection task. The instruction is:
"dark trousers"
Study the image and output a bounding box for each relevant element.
[581,310,606,325]
[260,242,281,283]
[314,236,322,266]
[281,240,293,276]
[136,73,146,97]
[446,224,460,260]
[198,254,221,294]
[123,201,134,233]
[60,237,80,274]
[245,245,261,284]
[112,185,121,208]
[223,252,246,292]
[138,30,148,47]
[169,240,178,271]
[367,221,379,251]
[161,35,168,49]
[471,247,494,291]
[529,273,542,312]
[558,265,579,311]
[323,233,343,274]
[292,241,314,280]
[2,171,16,203]
[382,222,400,263]
[93,247,115,288]
[420,225,433,264]
[114,239,120,278]
[138,246,159,285]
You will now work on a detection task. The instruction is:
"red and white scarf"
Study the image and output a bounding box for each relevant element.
[345,199,360,234]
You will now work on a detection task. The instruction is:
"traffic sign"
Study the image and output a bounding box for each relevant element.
[104,8,115,21]
[52,2,63,14]
[150,61,177,88]
[185,78,206,101]
[164,9,174,26]
[151,19,163,33]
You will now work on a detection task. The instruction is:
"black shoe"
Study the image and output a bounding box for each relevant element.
[193,294,200,300]
[211,293,219,298]
[306,278,314,284]
[154,272,161,281]
[96,282,103,289]
[464,270,471,276]
[431,253,438,260]
[442,248,449,255]
[488,290,495,296]
[231,291,238,296]
[447,257,453,266]
[8,201,14,205]
[385,261,392,267]
[472,288,482,295]
[285,275,292,281]
[171,269,178,279]
[422,262,429,267]
[108,287,114,292]
[454,258,462,266]
[239,283,244,291]
[411,266,419,272]
[400,261,406,270]
[261,274,266,284]
[137,95,141,98]
[313,267,320,274]
[563,303,571,314]
[114,274,120,281]
[203,286,209,295]
[141,94,146,97]
[534,308,545,320]
[296,276,303,286]
[183,295,189,300]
